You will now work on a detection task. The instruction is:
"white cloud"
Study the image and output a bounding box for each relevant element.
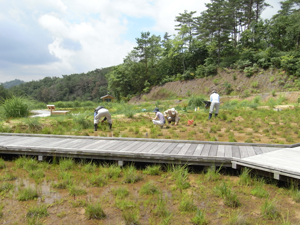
[0,0,282,83]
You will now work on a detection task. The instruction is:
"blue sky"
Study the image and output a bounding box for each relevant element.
[0,0,281,83]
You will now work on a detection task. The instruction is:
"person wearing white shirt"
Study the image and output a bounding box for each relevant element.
[209,90,220,120]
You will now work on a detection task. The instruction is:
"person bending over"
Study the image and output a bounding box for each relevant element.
[94,106,112,131]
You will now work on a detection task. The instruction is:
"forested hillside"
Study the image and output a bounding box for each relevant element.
[107,0,300,100]
[1,79,25,89]
[8,68,112,102]
[3,0,300,103]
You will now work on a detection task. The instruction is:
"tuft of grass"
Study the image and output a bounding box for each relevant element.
[191,209,208,225]
[261,199,281,220]
[85,202,106,220]
[104,164,122,179]
[227,210,250,225]
[179,194,197,212]
[26,204,49,218]
[59,158,75,171]
[205,165,222,181]
[238,168,252,186]
[170,165,190,191]
[0,172,17,181]
[89,174,107,187]
[122,209,140,225]
[214,182,240,208]
[17,187,39,201]
[122,165,143,184]
[111,187,129,199]
[0,182,14,193]
[153,194,170,218]
[0,158,6,169]
[82,161,97,173]
[140,181,160,195]
[143,165,161,175]
[68,185,87,196]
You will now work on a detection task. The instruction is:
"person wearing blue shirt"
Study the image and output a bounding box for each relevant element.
[209,90,220,120]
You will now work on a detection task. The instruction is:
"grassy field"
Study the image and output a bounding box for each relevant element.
[1,95,300,144]
[1,157,300,224]
[1,96,300,224]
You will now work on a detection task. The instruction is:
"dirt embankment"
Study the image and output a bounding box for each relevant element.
[129,68,299,104]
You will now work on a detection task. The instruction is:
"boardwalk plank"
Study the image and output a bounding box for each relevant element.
[185,144,197,156]
[139,142,160,153]
[178,144,191,155]
[156,142,174,154]
[135,142,155,153]
[113,141,141,152]
[125,141,149,152]
[260,147,270,154]
[80,140,106,150]
[200,144,211,156]
[246,146,256,157]
[253,147,263,155]
[217,145,225,157]
[193,144,204,156]
[224,145,232,157]
[159,143,175,154]
[239,146,249,158]
[232,146,240,158]
[208,145,218,157]
[170,143,185,155]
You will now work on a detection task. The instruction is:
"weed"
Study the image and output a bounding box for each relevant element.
[191,209,208,225]
[27,204,49,218]
[85,202,106,220]
[143,165,161,175]
[238,168,252,186]
[123,165,143,184]
[59,158,75,171]
[105,164,122,179]
[261,199,281,220]
[205,165,221,181]
[0,182,14,193]
[153,194,170,218]
[17,187,38,201]
[140,181,160,195]
[89,174,107,187]
[82,161,96,173]
[68,185,87,196]
[179,194,197,212]
[0,158,6,169]
[111,187,129,199]
[227,210,250,225]
[122,209,140,225]
[171,165,190,190]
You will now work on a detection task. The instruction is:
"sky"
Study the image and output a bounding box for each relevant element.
[0,0,282,83]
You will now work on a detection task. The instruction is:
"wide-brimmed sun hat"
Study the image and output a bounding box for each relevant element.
[153,107,159,112]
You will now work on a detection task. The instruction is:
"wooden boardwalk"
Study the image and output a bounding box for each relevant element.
[1,133,300,180]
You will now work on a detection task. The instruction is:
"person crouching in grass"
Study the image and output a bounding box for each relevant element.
[149,107,165,128]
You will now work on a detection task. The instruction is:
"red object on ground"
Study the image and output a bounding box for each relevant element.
[188,120,194,125]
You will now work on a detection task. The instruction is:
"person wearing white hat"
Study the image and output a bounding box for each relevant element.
[209,90,220,120]
[164,108,180,125]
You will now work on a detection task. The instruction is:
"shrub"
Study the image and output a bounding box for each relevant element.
[1,96,30,118]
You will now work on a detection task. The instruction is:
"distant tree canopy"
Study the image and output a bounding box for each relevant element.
[107,0,300,100]
[6,0,300,102]
[10,68,112,103]
[2,79,25,89]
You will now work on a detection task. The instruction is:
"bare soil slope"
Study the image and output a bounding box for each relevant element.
[129,68,298,103]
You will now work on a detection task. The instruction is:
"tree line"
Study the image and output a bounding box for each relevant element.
[107,0,300,100]
[2,0,299,102]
